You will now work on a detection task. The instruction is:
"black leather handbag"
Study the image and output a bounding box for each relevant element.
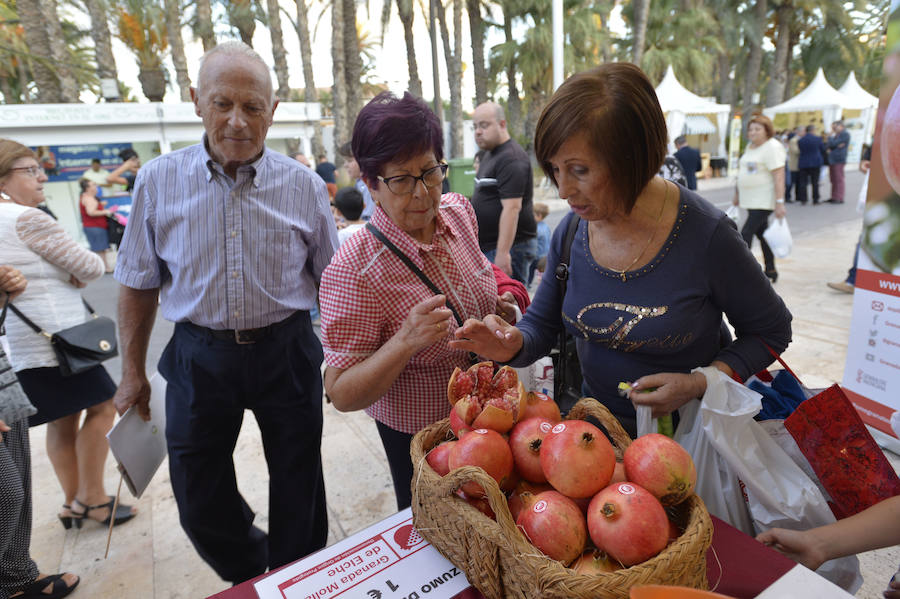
[8,299,118,377]
[551,213,584,416]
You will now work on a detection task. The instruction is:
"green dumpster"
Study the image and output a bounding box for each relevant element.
[447,157,477,198]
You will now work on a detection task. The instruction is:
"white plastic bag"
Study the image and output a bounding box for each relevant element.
[725,204,740,224]
[763,217,792,258]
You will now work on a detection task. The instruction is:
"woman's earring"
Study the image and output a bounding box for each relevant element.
[0,190,10,201]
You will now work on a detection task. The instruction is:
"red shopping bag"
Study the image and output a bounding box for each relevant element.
[784,384,900,519]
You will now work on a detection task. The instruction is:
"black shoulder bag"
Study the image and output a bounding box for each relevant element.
[0,297,37,424]
[551,213,584,415]
[8,299,118,377]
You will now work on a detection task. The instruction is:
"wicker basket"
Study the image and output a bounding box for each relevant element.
[410,397,713,599]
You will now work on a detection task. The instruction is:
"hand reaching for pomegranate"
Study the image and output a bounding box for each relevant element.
[628,371,707,418]
[449,314,523,363]
[495,291,518,324]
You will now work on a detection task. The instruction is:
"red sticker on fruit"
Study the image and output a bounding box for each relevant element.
[551,423,566,434]
[533,500,548,513]
[618,483,636,495]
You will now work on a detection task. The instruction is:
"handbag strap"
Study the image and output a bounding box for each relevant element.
[554,213,582,382]
[0,296,7,335]
[365,222,465,326]
[7,297,98,338]
[762,341,806,388]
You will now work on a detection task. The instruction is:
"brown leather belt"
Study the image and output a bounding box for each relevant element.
[191,311,305,345]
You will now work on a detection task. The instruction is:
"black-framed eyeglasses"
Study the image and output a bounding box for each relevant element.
[10,166,42,177]
[377,163,448,195]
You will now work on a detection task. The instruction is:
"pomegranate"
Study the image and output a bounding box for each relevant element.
[448,428,514,497]
[449,408,472,439]
[587,482,669,566]
[610,461,627,485]
[624,433,697,506]
[570,548,621,575]
[456,490,496,520]
[516,490,587,565]
[540,420,616,498]
[425,441,456,476]
[509,417,553,483]
[518,391,561,422]
[448,362,524,434]
[508,480,552,522]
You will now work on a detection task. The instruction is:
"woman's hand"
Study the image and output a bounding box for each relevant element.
[628,371,706,417]
[0,419,8,443]
[755,527,828,571]
[449,314,523,363]
[393,295,454,356]
[495,291,518,324]
[0,266,27,300]
[774,203,787,219]
[69,275,87,289]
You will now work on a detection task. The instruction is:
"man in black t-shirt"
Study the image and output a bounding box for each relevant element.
[471,102,537,284]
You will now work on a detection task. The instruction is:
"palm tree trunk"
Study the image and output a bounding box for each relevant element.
[19,0,61,102]
[741,0,767,133]
[343,0,363,123]
[467,0,488,106]
[266,0,292,100]
[716,53,735,107]
[632,0,650,67]
[85,0,120,100]
[229,0,257,47]
[397,0,423,97]
[502,7,522,139]
[765,1,792,107]
[436,0,463,157]
[522,85,544,153]
[332,0,349,162]
[165,0,192,101]
[42,0,79,101]
[195,0,216,51]
[293,0,325,157]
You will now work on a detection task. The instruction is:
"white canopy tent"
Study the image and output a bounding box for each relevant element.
[839,71,878,138]
[654,65,731,157]
[762,68,848,131]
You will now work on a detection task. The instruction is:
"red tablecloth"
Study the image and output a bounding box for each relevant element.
[210,515,796,599]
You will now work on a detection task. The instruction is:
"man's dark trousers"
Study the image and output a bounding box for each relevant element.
[796,167,821,204]
[159,312,328,584]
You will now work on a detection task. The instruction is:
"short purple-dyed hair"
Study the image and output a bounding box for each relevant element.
[351,91,443,189]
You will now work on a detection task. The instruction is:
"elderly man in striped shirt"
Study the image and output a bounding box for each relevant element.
[111,41,338,585]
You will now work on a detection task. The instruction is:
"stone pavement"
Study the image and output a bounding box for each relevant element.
[25,172,900,598]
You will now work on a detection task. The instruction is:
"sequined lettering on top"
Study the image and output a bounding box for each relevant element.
[563,303,669,350]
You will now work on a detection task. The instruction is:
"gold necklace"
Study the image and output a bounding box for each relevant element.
[607,180,669,282]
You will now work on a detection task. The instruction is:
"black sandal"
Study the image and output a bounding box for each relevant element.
[72,496,136,527]
[12,573,80,599]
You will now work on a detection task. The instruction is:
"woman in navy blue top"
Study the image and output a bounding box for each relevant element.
[451,64,792,437]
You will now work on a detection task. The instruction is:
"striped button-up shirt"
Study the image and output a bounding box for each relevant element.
[115,141,339,330]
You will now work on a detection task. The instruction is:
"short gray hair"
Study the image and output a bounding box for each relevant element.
[197,41,274,102]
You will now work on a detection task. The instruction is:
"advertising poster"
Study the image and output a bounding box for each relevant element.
[727,114,742,176]
[841,1,900,437]
[33,143,133,183]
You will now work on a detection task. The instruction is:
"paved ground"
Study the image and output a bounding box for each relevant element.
[24,167,900,598]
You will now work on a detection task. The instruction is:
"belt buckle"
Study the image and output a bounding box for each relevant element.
[234,329,256,344]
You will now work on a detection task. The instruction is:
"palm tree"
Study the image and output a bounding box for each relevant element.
[435,0,464,157]
[492,0,523,139]
[43,0,80,101]
[765,0,792,106]
[331,0,349,162]
[343,0,363,121]
[224,0,259,47]
[0,3,29,102]
[191,0,216,51]
[467,0,488,106]
[18,0,63,102]
[81,0,121,100]
[164,0,191,100]
[393,0,423,97]
[284,0,325,156]
[741,0,766,132]
[632,0,650,65]
[264,0,291,100]
[115,0,169,102]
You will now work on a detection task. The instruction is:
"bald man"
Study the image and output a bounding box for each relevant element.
[471,102,537,284]
[112,41,337,584]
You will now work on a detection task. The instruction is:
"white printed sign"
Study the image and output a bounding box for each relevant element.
[253,509,471,599]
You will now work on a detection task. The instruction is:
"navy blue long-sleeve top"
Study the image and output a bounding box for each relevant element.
[509,187,792,425]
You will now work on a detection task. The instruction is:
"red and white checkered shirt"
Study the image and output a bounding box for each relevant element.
[319,193,498,434]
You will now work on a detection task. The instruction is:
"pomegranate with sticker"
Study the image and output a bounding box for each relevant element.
[539,420,616,498]
[516,490,587,565]
[448,428,514,498]
[587,482,669,566]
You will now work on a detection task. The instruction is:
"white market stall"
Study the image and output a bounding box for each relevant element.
[654,65,731,160]
[0,101,321,242]
[762,68,848,132]
[838,71,879,163]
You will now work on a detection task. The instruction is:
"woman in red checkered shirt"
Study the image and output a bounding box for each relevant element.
[318,92,515,511]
